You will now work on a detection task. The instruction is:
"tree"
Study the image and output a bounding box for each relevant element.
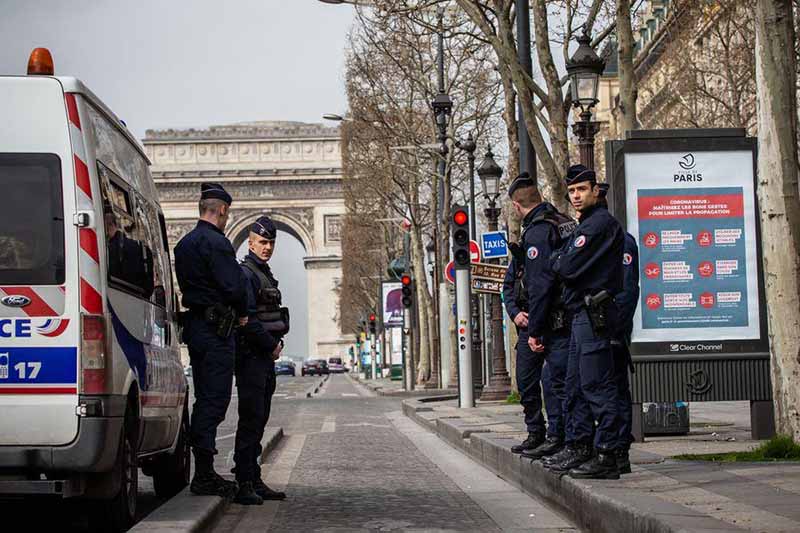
[754,0,800,441]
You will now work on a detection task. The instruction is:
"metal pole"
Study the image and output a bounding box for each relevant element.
[370,332,377,379]
[480,201,512,400]
[516,0,536,179]
[572,109,600,169]
[455,268,474,408]
[403,307,414,391]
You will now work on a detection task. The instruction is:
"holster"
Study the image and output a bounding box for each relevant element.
[583,290,611,337]
[549,308,567,332]
[204,304,236,339]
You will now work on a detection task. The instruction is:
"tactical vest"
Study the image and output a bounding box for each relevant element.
[512,207,577,313]
[241,256,290,337]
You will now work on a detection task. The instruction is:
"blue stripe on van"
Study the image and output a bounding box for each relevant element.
[0,347,77,384]
[108,303,148,391]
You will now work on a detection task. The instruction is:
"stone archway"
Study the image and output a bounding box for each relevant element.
[144,120,351,358]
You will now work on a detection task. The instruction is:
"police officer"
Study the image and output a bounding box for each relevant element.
[232,215,289,504]
[174,183,246,497]
[549,165,625,480]
[503,173,575,458]
[597,183,640,474]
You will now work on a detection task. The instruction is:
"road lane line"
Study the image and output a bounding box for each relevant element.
[321,415,337,433]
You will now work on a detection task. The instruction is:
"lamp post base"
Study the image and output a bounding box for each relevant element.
[479,375,512,401]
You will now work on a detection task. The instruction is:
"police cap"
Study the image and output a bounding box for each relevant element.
[565,164,596,187]
[597,182,610,198]
[508,172,536,198]
[200,182,232,205]
[251,215,277,240]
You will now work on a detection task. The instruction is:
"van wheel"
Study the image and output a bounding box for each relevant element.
[89,415,138,532]
[153,403,191,498]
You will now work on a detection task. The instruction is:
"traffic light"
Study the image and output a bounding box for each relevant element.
[452,204,470,268]
[369,313,376,335]
[401,274,413,308]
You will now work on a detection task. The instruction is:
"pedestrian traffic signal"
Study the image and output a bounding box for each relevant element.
[401,274,413,308]
[452,205,470,268]
[369,313,376,335]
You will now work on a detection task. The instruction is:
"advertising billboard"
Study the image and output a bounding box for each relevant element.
[381,281,403,328]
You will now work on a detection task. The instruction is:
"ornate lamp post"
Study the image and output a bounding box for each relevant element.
[566,32,606,169]
[477,148,512,401]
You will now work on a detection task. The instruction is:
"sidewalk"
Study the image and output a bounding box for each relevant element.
[352,374,457,397]
[404,397,800,533]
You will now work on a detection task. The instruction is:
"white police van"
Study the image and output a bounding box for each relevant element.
[0,49,188,530]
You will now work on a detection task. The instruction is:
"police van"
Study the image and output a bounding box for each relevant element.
[0,49,188,530]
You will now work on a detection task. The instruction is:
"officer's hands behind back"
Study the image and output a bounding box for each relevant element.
[514,312,529,328]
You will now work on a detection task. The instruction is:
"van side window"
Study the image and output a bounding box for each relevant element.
[97,161,155,299]
[134,195,170,309]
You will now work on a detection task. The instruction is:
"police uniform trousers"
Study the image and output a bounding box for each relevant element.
[233,353,277,482]
[515,329,546,435]
[612,341,633,450]
[564,309,620,451]
[184,315,235,457]
[541,332,570,440]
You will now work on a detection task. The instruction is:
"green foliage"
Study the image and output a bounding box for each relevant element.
[506,390,521,404]
[675,435,800,462]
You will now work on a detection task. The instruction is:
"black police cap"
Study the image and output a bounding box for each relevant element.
[251,215,277,240]
[200,182,232,205]
[565,164,596,186]
[597,182,610,198]
[508,172,536,198]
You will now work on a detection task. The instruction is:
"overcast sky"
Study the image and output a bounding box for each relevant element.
[0,0,353,139]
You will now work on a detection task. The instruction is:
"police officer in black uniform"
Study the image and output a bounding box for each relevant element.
[174,183,246,497]
[550,165,625,480]
[597,182,640,474]
[503,173,576,457]
[232,215,289,504]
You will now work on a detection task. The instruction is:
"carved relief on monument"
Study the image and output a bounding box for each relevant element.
[324,215,342,245]
[165,219,197,247]
[155,179,342,203]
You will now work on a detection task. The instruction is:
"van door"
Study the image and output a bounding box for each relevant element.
[0,77,80,445]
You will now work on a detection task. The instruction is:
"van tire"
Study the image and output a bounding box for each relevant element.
[152,402,191,498]
[89,414,138,532]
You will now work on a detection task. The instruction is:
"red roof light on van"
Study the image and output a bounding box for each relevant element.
[27,48,54,76]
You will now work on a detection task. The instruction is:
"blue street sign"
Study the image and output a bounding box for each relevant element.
[480,231,508,259]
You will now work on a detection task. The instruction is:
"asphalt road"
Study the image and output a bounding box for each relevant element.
[0,374,315,532]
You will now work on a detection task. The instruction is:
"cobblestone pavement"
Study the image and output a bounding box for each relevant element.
[211,374,576,533]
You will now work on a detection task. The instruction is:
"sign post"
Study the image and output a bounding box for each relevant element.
[606,128,773,440]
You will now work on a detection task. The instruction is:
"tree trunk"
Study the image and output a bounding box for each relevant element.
[755,0,800,441]
[616,0,638,136]
[410,221,431,384]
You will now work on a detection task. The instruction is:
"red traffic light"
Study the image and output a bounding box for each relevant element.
[369,313,376,322]
[401,274,412,286]
[453,209,468,226]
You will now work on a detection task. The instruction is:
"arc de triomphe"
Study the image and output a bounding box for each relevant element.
[142,120,348,358]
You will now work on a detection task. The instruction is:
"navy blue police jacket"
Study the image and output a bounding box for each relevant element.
[519,202,563,339]
[238,251,280,357]
[174,220,247,317]
[502,259,522,321]
[550,204,624,310]
[617,232,640,343]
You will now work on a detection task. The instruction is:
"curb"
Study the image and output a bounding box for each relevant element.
[131,426,285,533]
[353,376,457,398]
[403,398,735,533]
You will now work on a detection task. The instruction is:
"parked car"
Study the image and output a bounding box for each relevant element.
[0,49,189,532]
[328,357,345,373]
[275,360,296,376]
[316,359,330,375]
[302,359,321,376]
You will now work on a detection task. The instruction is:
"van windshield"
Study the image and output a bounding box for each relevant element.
[0,154,65,285]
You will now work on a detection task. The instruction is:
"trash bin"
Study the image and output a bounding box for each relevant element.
[643,401,690,436]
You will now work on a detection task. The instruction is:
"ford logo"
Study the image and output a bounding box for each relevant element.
[1,295,31,307]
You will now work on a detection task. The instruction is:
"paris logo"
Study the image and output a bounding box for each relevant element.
[573,235,586,248]
[697,261,714,278]
[644,262,660,279]
[700,292,715,309]
[644,232,659,248]
[697,230,712,247]
[646,294,662,310]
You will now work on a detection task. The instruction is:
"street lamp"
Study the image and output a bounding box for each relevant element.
[476,147,512,401]
[566,31,606,169]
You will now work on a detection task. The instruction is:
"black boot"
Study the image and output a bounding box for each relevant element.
[548,443,593,473]
[568,451,620,480]
[615,449,631,475]
[522,436,563,460]
[234,481,264,505]
[191,450,238,498]
[542,444,574,467]
[511,432,545,454]
[254,478,287,500]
